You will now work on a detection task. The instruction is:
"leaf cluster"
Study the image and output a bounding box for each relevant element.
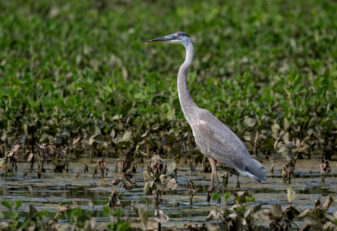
[0,0,336,160]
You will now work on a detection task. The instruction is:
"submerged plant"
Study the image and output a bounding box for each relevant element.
[149,155,167,178]
[1,199,130,231]
[281,155,297,184]
[298,196,336,230]
[207,191,262,230]
[108,189,121,207]
[186,180,197,207]
[143,157,177,195]
[113,147,136,190]
[0,200,58,230]
[320,160,331,183]
[154,209,169,231]
[2,144,20,175]
[93,158,108,178]
[267,203,300,231]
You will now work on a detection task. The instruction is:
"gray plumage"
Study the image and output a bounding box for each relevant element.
[192,109,266,182]
[146,32,267,187]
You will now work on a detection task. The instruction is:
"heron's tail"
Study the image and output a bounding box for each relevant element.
[241,158,267,182]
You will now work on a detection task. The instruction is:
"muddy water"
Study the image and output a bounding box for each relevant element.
[0,158,336,228]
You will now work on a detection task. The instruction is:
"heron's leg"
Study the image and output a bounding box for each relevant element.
[214,169,221,193]
[208,165,214,193]
[236,175,240,189]
[208,157,221,193]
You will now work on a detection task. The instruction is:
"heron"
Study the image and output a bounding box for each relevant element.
[145,32,267,194]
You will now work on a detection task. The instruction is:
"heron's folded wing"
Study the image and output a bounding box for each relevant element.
[192,109,266,181]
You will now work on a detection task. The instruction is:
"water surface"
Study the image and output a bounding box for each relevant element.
[0,158,336,229]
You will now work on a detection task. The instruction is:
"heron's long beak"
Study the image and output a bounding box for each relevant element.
[145,36,172,45]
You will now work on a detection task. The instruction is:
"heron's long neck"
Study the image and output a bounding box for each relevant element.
[177,41,198,122]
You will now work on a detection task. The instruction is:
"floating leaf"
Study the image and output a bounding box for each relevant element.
[246,196,255,203]
[94,134,104,144]
[283,132,289,144]
[154,209,169,223]
[287,187,296,203]
[235,191,249,204]
[89,135,96,146]
[142,171,150,181]
[166,178,177,190]
[224,192,231,200]
[11,144,20,153]
[110,129,115,138]
[271,123,280,138]
[108,190,120,207]
[206,209,224,221]
[167,161,176,173]
[58,204,71,213]
[72,136,81,146]
[14,201,22,211]
[322,196,334,211]
[26,153,34,162]
[211,192,220,201]
[1,201,11,210]
[271,204,282,219]
[144,181,154,194]
[137,207,148,229]
[243,116,256,127]
[112,177,123,185]
[112,114,122,120]
[159,174,165,184]
[122,130,132,142]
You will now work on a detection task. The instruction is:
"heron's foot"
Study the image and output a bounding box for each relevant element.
[207,191,211,203]
[216,183,222,194]
[216,184,222,203]
[235,175,240,189]
[207,184,222,203]
[207,184,214,203]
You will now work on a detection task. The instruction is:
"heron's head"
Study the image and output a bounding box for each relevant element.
[145,32,191,47]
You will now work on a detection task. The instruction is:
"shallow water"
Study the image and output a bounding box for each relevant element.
[0,158,336,229]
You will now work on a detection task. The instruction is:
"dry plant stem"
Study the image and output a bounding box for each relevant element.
[270,158,275,177]
[253,131,259,156]
[236,175,240,189]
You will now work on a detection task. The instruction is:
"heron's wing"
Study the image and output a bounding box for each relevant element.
[191,109,266,182]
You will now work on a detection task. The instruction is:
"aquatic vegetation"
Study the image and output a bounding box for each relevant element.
[107,189,121,207]
[143,157,177,196]
[2,145,20,175]
[186,180,197,206]
[205,190,337,231]
[149,155,167,177]
[0,0,336,163]
[0,199,130,231]
[298,196,336,230]
[207,191,262,230]
[0,0,336,230]
[320,160,331,183]
[1,160,336,231]
[267,203,300,230]
[154,209,169,231]
[93,158,108,178]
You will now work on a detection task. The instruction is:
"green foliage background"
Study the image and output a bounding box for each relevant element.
[0,0,336,159]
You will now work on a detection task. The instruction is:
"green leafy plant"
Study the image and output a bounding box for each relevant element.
[0,0,336,165]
